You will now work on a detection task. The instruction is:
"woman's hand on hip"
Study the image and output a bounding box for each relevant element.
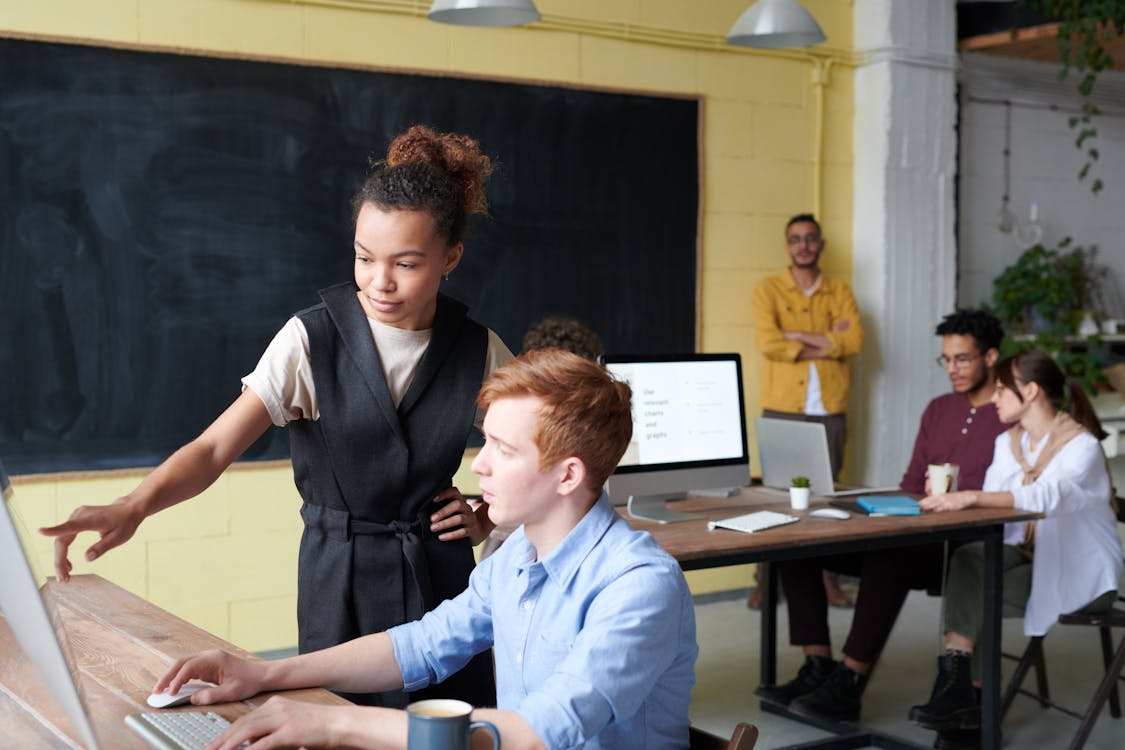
[430,486,491,545]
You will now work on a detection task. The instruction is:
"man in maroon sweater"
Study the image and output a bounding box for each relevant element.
[756,310,1007,724]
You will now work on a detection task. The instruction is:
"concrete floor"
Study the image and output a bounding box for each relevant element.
[690,589,1124,749]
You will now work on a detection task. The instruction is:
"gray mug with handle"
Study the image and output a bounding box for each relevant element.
[407,699,500,750]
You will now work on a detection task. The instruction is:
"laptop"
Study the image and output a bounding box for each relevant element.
[754,417,898,497]
[0,461,228,750]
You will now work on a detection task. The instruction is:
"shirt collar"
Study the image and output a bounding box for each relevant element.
[956,391,995,413]
[779,267,823,294]
[513,493,617,586]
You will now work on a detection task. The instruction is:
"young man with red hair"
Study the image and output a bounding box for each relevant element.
[151,349,698,750]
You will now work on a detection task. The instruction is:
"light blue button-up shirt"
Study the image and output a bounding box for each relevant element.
[389,494,698,749]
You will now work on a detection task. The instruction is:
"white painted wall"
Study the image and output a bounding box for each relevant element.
[957,53,1125,320]
[849,16,1125,487]
[849,0,960,485]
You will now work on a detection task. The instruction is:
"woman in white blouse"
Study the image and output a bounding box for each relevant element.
[908,350,1122,746]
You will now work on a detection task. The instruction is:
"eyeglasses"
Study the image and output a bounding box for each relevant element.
[936,353,982,369]
[786,233,821,245]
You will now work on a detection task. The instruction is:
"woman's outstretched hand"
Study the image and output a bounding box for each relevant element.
[40,499,144,582]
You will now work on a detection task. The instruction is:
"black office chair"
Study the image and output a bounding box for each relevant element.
[688,722,759,750]
[1000,498,1125,750]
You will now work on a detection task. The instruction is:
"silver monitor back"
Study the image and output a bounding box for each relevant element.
[0,466,103,749]
[754,417,836,495]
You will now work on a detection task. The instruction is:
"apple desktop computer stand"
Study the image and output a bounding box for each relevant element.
[626,492,705,524]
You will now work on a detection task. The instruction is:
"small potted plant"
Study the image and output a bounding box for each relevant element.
[790,476,811,510]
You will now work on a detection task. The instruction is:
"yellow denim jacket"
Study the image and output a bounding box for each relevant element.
[752,269,864,414]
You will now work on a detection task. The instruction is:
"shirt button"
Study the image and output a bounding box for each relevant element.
[515,653,523,664]
[966,418,973,424]
[961,428,968,434]
[522,600,532,611]
[970,408,977,414]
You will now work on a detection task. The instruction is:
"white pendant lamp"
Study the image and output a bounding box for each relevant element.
[726,0,826,49]
[427,0,541,27]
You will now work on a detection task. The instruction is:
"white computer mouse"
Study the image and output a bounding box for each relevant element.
[810,508,852,520]
[146,682,208,708]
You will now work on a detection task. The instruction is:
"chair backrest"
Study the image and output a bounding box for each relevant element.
[727,723,759,750]
[689,722,759,750]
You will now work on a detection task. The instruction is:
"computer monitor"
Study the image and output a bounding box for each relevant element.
[0,457,10,502]
[0,460,104,749]
[603,353,750,523]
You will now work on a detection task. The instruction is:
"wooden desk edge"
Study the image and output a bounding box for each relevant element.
[618,490,1042,567]
[1,575,349,750]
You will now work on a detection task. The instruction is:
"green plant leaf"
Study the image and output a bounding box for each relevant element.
[1020,0,1123,193]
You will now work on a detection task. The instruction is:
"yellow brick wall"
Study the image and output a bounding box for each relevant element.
[3,0,855,652]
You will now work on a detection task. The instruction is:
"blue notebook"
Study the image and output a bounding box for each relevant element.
[856,495,920,516]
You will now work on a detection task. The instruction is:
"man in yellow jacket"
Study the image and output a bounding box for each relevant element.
[753,213,864,478]
[747,214,864,610]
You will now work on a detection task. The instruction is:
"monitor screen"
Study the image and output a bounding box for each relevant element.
[603,354,749,522]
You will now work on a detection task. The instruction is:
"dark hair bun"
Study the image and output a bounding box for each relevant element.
[386,125,491,216]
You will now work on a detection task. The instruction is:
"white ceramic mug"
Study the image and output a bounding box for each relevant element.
[927,463,959,495]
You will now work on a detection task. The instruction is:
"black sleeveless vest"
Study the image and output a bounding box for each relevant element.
[288,283,492,706]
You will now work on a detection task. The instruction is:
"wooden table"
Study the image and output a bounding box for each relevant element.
[0,575,349,749]
[623,489,1041,750]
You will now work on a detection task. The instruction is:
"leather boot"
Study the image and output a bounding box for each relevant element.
[935,688,981,749]
[909,653,980,731]
[755,654,838,706]
[789,663,869,722]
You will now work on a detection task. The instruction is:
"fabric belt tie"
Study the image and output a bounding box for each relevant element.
[300,503,433,620]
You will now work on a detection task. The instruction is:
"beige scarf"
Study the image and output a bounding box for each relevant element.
[1008,411,1087,552]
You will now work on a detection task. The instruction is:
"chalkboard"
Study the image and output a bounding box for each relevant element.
[0,36,699,475]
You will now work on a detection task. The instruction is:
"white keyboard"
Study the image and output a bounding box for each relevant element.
[707,510,799,534]
[125,710,232,750]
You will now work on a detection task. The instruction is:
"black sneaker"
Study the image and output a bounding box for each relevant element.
[909,654,980,731]
[789,664,868,722]
[755,655,838,706]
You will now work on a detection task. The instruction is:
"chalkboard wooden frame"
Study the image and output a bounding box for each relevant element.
[0,34,700,476]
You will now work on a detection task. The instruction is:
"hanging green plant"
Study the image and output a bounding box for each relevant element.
[1020,0,1125,194]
